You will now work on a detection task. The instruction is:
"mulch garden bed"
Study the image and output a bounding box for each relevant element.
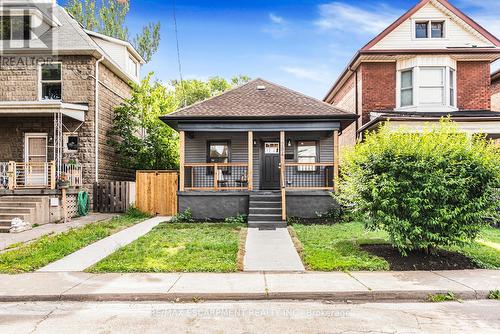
[361,244,480,271]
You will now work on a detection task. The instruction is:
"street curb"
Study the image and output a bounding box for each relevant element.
[0,289,492,303]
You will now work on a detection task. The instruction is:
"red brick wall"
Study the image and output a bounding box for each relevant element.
[457,61,491,110]
[490,76,500,111]
[329,74,358,149]
[361,62,396,125]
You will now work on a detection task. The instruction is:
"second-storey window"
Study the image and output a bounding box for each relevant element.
[419,67,445,105]
[0,16,30,40]
[449,69,455,107]
[400,69,414,107]
[40,63,62,100]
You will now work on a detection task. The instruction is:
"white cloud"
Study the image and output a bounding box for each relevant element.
[262,12,289,38]
[269,13,285,25]
[314,2,402,35]
[281,66,330,83]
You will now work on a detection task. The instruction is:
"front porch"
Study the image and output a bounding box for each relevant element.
[178,128,340,221]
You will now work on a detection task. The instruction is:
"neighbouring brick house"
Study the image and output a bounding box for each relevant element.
[0,0,144,230]
[324,0,500,149]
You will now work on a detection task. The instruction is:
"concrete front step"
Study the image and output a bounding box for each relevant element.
[0,219,13,227]
[247,221,287,228]
[0,207,34,215]
[249,196,281,202]
[0,196,45,203]
[0,226,11,233]
[0,214,30,221]
[0,202,38,208]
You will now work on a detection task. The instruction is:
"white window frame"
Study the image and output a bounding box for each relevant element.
[38,61,62,101]
[412,19,447,40]
[396,60,457,111]
[418,66,446,106]
[399,69,414,108]
[0,14,31,40]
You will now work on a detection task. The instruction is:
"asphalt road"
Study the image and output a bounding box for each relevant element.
[0,300,499,333]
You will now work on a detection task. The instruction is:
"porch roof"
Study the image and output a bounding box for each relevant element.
[161,78,356,130]
[0,101,87,122]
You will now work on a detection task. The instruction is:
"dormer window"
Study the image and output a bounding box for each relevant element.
[415,20,445,39]
[0,16,30,40]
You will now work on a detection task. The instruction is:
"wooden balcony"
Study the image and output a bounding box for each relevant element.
[0,161,83,190]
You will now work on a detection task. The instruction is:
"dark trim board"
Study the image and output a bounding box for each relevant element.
[176,120,342,132]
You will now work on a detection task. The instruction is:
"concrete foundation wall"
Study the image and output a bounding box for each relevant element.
[286,191,336,218]
[178,192,249,220]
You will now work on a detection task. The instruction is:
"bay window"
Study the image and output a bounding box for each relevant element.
[397,62,456,110]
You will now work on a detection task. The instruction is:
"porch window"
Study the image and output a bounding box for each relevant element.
[207,141,230,175]
[297,141,317,172]
[40,63,62,100]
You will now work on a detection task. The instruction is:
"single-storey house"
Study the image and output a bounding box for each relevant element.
[161,79,356,227]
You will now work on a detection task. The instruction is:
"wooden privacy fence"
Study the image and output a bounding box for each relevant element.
[93,181,132,213]
[136,170,178,216]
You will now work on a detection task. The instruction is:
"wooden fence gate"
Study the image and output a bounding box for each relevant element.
[136,170,178,216]
[93,181,132,213]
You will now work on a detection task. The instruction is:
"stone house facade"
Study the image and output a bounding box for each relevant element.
[0,1,144,195]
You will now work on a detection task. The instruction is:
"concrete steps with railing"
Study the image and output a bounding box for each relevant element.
[0,196,50,233]
[248,192,286,229]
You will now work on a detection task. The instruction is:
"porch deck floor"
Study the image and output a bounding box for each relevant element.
[244,228,305,272]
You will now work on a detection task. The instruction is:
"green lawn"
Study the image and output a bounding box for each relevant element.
[291,222,500,271]
[88,223,244,273]
[0,209,149,274]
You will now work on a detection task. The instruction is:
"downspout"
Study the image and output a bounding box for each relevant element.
[94,55,105,183]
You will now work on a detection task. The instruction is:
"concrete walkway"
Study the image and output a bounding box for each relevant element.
[244,228,305,271]
[38,216,167,272]
[0,213,118,251]
[0,270,498,302]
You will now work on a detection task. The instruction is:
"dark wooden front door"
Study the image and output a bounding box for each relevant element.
[261,142,280,190]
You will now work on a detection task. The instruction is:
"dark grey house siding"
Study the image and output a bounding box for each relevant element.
[184,130,335,190]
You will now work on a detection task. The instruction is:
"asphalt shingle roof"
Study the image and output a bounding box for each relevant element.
[164,78,355,120]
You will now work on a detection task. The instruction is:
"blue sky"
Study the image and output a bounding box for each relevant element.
[68,0,500,98]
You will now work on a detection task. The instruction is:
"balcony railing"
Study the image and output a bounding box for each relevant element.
[0,161,83,190]
[283,163,335,190]
[184,163,249,191]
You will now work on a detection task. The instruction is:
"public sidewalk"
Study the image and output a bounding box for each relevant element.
[0,270,498,302]
[0,213,118,252]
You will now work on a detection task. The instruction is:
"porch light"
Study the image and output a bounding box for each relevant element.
[287,139,292,147]
[253,140,257,146]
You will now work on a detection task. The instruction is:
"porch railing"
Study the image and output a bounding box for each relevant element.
[0,161,83,190]
[184,163,249,191]
[283,163,335,190]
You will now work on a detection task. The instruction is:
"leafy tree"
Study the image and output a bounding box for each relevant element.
[108,74,251,170]
[66,0,160,62]
[339,120,500,255]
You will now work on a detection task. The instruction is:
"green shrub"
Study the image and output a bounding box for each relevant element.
[340,119,500,255]
[170,208,194,223]
[224,214,247,224]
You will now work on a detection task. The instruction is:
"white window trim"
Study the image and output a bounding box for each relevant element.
[38,61,62,101]
[396,66,457,111]
[411,18,448,40]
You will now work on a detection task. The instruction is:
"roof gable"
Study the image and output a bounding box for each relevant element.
[164,78,354,120]
[362,0,499,51]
